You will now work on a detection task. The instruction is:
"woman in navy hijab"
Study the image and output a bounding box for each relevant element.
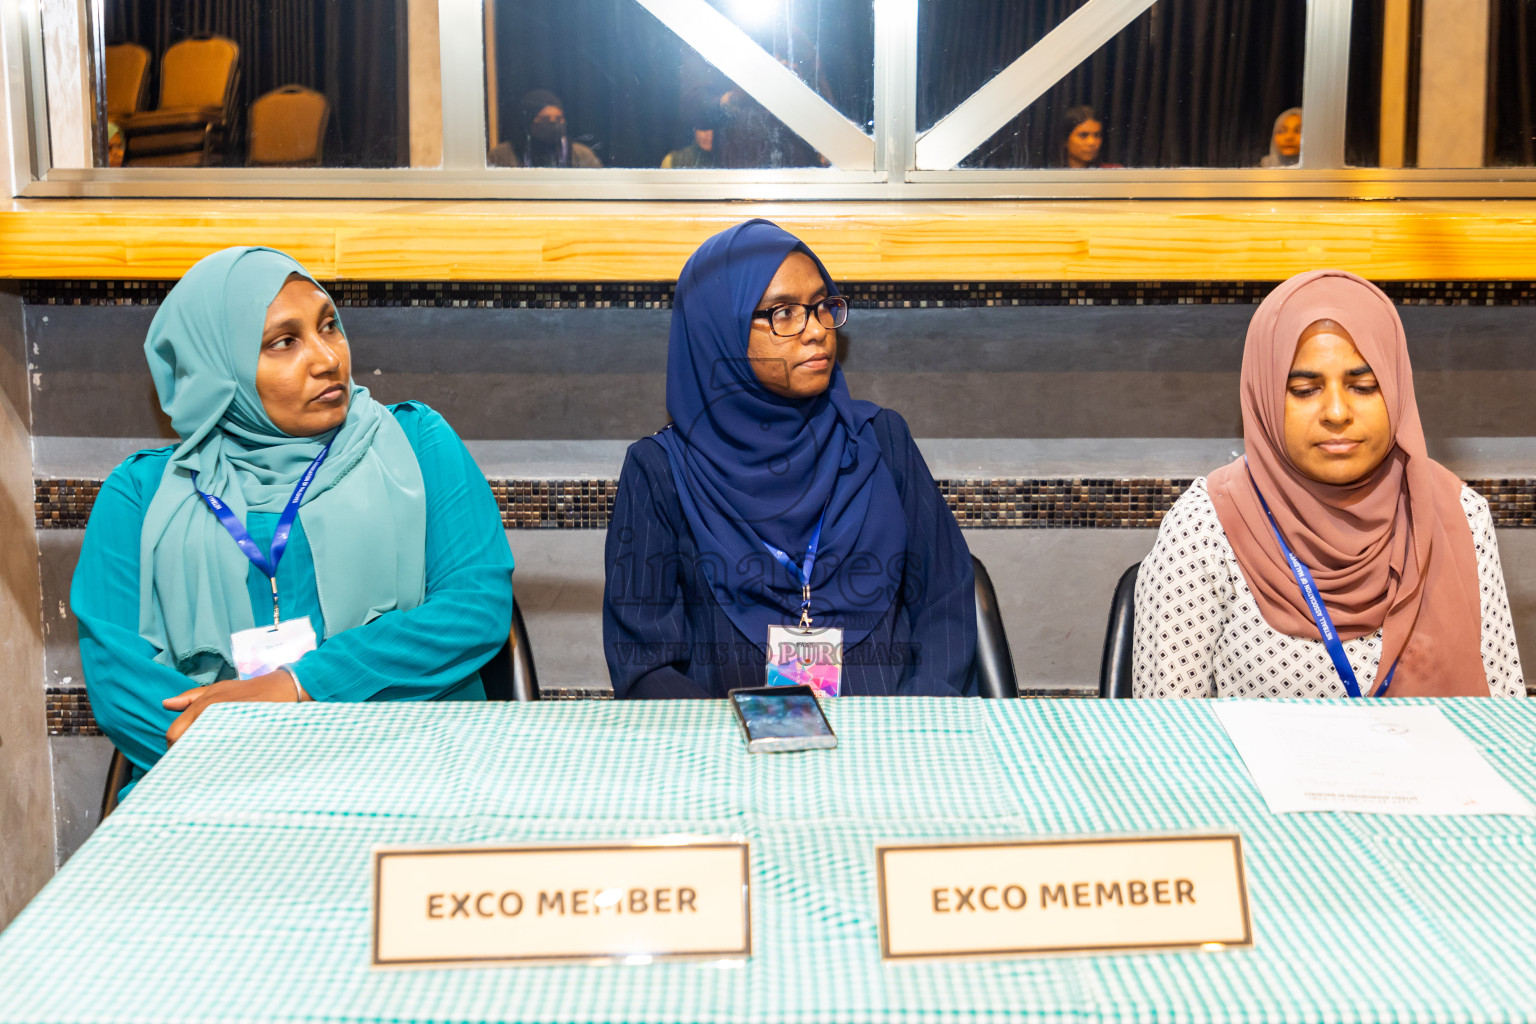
[603,220,977,698]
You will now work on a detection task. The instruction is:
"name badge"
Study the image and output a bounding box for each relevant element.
[372,840,752,968]
[230,616,316,680]
[875,835,1252,960]
[767,625,843,697]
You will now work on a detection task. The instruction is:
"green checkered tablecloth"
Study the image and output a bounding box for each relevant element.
[4,697,1536,1022]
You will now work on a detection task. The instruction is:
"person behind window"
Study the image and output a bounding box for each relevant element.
[490,89,602,169]
[1260,107,1302,167]
[106,120,125,167]
[715,87,822,168]
[73,247,516,795]
[604,220,977,698]
[1056,105,1120,169]
[1134,270,1523,699]
[661,107,720,169]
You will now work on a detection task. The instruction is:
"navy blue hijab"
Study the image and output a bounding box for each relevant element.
[654,219,906,646]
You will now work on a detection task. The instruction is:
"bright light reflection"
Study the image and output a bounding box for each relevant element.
[594,887,623,908]
[624,955,654,966]
[706,959,746,970]
[725,0,774,28]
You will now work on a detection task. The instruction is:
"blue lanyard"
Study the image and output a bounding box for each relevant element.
[763,508,828,630]
[1245,462,1395,698]
[191,442,332,626]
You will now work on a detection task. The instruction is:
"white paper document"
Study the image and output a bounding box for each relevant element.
[1214,702,1533,816]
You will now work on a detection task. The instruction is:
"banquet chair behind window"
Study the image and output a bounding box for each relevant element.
[1098,562,1140,698]
[972,555,1018,698]
[104,43,151,122]
[248,85,329,166]
[122,35,240,166]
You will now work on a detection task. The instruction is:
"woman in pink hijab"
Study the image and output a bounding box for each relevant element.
[1134,270,1523,698]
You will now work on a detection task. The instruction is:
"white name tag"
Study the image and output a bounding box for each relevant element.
[230,616,316,680]
[371,840,751,968]
[766,625,843,697]
[876,835,1252,960]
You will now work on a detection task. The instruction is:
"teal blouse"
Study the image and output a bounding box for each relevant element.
[73,402,515,786]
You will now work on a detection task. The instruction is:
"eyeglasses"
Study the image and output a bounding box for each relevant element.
[750,296,849,337]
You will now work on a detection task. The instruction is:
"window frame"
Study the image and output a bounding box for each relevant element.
[8,0,1536,200]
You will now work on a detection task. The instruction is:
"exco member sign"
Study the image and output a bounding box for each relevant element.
[876,835,1252,960]
[372,840,751,967]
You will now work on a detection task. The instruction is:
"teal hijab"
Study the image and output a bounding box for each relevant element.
[139,247,427,685]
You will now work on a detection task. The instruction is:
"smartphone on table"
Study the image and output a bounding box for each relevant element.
[728,685,838,753]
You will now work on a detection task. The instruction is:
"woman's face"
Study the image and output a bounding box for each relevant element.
[747,252,836,400]
[1274,113,1302,159]
[1066,119,1103,167]
[255,276,351,436]
[531,105,566,142]
[1282,321,1392,485]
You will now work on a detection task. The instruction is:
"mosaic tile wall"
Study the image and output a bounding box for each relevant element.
[23,279,1536,309]
[36,476,1536,532]
[44,684,618,735]
[38,682,1184,735]
[44,678,1536,737]
[46,688,99,737]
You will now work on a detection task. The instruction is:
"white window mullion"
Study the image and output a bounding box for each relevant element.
[1300,0,1353,168]
[39,0,92,168]
[872,0,916,178]
[437,0,486,170]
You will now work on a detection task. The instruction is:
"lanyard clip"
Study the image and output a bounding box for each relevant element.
[270,576,280,627]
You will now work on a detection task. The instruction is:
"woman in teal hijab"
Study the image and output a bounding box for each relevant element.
[73,247,515,790]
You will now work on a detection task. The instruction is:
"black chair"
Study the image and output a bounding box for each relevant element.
[972,555,1018,698]
[100,745,134,821]
[102,598,540,818]
[1098,562,1140,698]
[480,598,540,703]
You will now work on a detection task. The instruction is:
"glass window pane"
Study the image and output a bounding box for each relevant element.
[1343,0,1386,167]
[1489,0,1536,166]
[484,0,872,170]
[93,0,413,169]
[918,1,1307,169]
[916,0,1090,135]
[1349,0,1526,169]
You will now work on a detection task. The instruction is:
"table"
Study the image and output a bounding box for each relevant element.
[3,697,1536,1022]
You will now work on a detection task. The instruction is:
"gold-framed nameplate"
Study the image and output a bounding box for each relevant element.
[372,840,751,968]
[876,835,1252,961]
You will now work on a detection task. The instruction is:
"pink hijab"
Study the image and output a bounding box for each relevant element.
[1206,270,1487,697]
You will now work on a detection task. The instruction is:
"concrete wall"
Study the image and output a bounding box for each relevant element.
[25,304,1536,441]
[0,285,53,927]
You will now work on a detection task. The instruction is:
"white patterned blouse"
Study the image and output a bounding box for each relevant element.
[1133,477,1525,699]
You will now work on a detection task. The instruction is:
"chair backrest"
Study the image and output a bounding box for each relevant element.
[101,747,133,820]
[248,85,329,166]
[972,555,1018,698]
[159,36,239,110]
[1098,562,1140,698]
[481,598,540,702]
[104,43,150,120]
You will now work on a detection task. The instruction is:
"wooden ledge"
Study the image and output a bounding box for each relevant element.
[3,199,1536,282]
